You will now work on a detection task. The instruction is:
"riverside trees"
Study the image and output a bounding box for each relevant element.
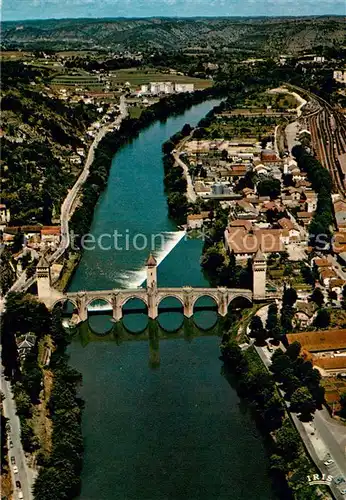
[220,339,321,497]
[270,342,325,419]
[292,145,333,250]
[1,294,84,499]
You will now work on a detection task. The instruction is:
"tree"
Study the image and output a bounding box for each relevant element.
[290,387,316,421]
[270,352,293,380]
[275,420,301,461]
[314,308,330,329]
[286,341,301,361]
[283,287,298,307]
[249,316,268,345]
[201,244,225,273]
[270,454,287,473]
[310,288,324,308]
[257,178,281,199]
[281,304,294,333]
[220,341,248,374]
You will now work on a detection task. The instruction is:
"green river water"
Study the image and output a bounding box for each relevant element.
[68,99,276,499]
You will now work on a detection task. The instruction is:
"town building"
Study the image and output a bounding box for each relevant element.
[186,212,210,229]
[333,70,346,84]
[287,329,346,376]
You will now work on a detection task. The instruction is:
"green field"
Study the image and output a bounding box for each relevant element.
[128,106,144,119]
[111,67,212,89]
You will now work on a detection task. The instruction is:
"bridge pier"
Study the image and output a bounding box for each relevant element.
[183,287,193,318]
[147,289,158,319]
[76,292,88,322]
[111,293,123,322]
[217,287,228,317]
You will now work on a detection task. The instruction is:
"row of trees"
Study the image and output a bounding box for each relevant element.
[220,340,321,498]
[1,293,85,498]
[33,309,84,500]
[292,145,333,249]
[270,342,325,421]
[162,124,191,224]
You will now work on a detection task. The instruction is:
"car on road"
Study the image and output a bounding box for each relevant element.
[9,439,13,448]
[10,456,15,465]
[16,480,21,489]
[324,459,334,466]
[334,476,346,485]
[340,489,346,495]
[13,465,19,474]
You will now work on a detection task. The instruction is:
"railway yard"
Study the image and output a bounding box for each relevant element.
[297,85,346,198]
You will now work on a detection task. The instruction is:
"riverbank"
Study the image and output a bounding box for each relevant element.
[70,87,224,243]
[54,253,81,292]
[220,340,328,499]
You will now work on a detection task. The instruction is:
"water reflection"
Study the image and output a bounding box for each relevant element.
[122,298,148,334]
[193,296,218,330]
[158,296,184,332]
[87,299,113,334]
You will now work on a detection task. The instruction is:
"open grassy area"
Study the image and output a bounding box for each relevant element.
[128,106,144,119]
[111,67,212,89]
[205,114,283,140]
[1,51,32,60]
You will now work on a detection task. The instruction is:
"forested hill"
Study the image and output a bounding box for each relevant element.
[1,63,99,225]
[2,17,345,54]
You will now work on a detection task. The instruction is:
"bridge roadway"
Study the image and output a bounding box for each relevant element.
[55,286,254,322]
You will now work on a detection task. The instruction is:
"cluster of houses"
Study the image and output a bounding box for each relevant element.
[185,143,321,256]
[287,329,346,378]
[1,225,61,251]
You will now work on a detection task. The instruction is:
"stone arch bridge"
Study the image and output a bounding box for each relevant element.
[53,286,253,323]
[37,252,276,324]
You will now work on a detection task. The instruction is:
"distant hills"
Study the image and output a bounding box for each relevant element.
[2,17,345,54]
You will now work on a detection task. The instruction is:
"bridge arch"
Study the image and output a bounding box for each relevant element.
[121,296,148,334]
[120,295,148,309]
[51,297,78,311]
[86,296,112,310]
[157,295,184,332]
[157,294,184,309]
[228,294,252,310]
[191,293,219,310]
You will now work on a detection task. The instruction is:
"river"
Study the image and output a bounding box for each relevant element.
[68,99,276,499]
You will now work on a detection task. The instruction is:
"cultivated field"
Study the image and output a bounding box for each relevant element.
[111,67,212,89]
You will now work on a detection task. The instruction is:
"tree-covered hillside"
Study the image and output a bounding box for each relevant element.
[2,17,345,55]
[1,62,99,225]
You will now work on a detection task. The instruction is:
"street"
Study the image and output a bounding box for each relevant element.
[253,332,346,500]
[1,97,128,496]
[1,369,35,500]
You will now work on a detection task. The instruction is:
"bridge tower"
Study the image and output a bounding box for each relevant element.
[36,255,51,302]
[252,248,266,300]
[146,253,158,319]
[146,253,157,290]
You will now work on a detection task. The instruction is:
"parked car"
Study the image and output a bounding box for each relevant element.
[13,465,18,474]
[18,491,24,500]
[9,440,13,448]
[324,459,334,466]
[16,480,21,489]
[10,456,15,465]
[334,476,345,485]
[340,488,346,495]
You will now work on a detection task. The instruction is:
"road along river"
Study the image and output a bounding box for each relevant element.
[68,99,277,499]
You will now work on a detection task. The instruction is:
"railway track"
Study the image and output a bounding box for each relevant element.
[288,84,346,198]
